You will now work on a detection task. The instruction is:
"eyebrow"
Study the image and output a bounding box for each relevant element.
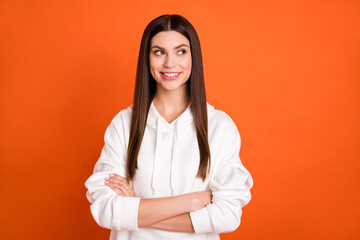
[151,43,189,50]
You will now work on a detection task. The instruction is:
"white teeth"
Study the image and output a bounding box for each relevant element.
[163,73,179,77]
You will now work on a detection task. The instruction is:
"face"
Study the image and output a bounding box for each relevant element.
[149,30,192,93]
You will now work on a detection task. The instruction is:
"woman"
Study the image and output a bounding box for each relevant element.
[85,14,253,240]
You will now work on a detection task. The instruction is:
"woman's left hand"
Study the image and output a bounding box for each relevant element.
[104,174,136,197]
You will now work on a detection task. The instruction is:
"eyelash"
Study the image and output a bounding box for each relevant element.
[154,50,186,55]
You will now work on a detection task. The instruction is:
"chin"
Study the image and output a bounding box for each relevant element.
[159,82,186,92]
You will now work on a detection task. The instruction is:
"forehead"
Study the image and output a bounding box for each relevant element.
[150,30,190,48]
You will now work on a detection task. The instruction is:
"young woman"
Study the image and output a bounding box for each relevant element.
[85,14,253,240]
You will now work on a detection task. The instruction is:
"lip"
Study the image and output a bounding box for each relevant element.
[160,72,181,80]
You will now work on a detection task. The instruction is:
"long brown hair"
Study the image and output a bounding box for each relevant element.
[126,14,211,182]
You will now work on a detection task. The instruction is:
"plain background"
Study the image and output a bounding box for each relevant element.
[0,0,359,239]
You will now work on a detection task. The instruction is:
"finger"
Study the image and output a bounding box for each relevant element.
[117,179,133,194]
[105,179,126,196]
[106,180,132,197]
[105,180,124,191]
[109,185,126,196]
[108,177,126,185]
[107,174,135,197]
[110,174,127,181]
[107,179,130,193]
[112,181,132,196]
[112,184,132,197]
[108,177,133,194]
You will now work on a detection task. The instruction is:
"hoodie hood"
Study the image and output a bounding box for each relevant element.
[146,99,214,195]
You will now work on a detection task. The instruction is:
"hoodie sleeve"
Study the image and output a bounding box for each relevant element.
[84,113,141,230]
[189,118,253,234]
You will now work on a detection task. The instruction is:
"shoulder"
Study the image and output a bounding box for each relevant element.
[108,105,133,128]
[207,102,239,134]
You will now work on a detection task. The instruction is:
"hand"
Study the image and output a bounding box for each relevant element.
[188,190,212,212]
[104,173,136,197]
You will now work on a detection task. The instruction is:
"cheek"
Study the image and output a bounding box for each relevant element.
[149,57,162,71]
[178,55,192,70]
[183,57,192,73]
[149,58,157,76]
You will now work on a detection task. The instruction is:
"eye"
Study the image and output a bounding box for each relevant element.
[154,50,164,56]
[178,49,186,55]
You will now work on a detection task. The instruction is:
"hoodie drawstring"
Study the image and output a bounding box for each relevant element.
[170,119,179,195]
[151,119,162,194]
[148,100,198,196]
[151,118,179,196]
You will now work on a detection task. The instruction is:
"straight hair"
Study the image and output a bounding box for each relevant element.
[126,14,211,182]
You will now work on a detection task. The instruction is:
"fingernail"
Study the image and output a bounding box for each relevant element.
[110,174,114,177]
[105,177,109,180]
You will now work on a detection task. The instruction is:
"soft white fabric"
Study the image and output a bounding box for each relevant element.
[84,100,253,240]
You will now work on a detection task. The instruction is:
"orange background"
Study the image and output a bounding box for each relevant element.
[0,0,359,239]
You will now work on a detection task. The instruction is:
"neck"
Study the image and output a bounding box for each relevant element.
[152,88,190,115]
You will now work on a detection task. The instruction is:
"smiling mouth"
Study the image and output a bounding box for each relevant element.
[160,72,181,80]
[161,72,180,77]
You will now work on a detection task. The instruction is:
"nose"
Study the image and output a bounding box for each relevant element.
[164,53,176,68]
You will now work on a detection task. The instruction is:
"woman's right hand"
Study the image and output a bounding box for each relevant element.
[187,190,212,212]
[104,173,136,197]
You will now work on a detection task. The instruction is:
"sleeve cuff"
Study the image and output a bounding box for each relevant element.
[189,205,215,233]
[114,196,141,230]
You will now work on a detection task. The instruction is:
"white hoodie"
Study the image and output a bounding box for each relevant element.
[85,100,253,240]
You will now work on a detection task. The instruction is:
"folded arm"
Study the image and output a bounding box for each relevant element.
[147,213,194,232]
[84,113,213,232]
[189,119,253,234]
[105,173,210,231]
